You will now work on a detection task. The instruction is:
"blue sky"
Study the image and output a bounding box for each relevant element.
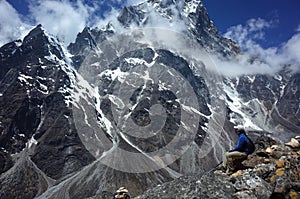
[202,0,300,48]
[0,0,300,74]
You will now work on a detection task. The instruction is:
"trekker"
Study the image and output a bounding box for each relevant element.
[222,128,255,173]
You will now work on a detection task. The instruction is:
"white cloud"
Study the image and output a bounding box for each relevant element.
[94,7,124,33]
[0,0,189,47]
[28,0,94,45]
[217,18,300,77]
[142,4,186,33]
[0,0,32,46]
[224,18,273,49]
[296,24,300,32]
[247,18,272,32]
[94,1,187,36]
[282,32,300,68]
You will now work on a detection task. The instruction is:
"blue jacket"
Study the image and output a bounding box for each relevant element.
[230,133,251,155]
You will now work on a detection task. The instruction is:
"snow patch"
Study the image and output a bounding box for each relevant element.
[183,0,201,17]
[99,67,128,83]
[247,75,255,83]
[125,57,147,65]
[274,74,282,81]
[223,81,262,131]
[26,136,38,148]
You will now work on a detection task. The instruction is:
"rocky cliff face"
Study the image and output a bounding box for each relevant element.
[0,0,299,199]
[224,69,300,140]
[0,25,95,199]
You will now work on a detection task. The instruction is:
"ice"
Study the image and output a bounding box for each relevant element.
[99,67,128,83]
[181,104,210,118]
[247,75,255,83]
[223,81,262,131]
[274,74,282,81]
[26,136,38,148]
[18,73,33,86]
[125,57,147,65]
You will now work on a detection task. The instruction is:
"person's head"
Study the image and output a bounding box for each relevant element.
[235,128,245,135]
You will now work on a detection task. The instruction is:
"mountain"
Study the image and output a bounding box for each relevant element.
[0,24,95,199]
[0,0,299,198]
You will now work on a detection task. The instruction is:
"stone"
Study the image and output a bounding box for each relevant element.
[271,151,284,159]
[271,145,280,150]
[270,175,276,183]
[233,190,256,199]
[275,168,285,177]
[231,170,244,177]
[276,160,285,168]
[272,177,289,197]
[242,155,265,168]
[289,190,299,199]
[285,138,300,149]
[256,150,270,158]
[234,173,272,198]
[266,147,273,154]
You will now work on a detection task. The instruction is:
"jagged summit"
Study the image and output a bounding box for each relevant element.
[116,0,240,55]
[68,0,239,70]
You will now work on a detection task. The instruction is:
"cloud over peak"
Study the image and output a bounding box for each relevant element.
[213,18,300,77]
[0,0,32,46]
[28,0,93,45]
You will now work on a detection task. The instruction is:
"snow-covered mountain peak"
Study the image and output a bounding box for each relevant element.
[0,1,299,198]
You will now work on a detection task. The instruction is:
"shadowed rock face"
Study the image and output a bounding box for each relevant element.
[0,25,95,199]
[225,70,300,137]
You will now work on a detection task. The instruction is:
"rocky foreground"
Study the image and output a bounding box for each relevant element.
[131,135,300,199]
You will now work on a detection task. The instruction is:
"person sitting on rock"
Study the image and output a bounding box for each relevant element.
[222,128,255,173]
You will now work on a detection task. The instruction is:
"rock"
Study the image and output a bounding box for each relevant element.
[276,160,285,168]
[252,163,275,180]
[242,155,265,168]
[234,173,272,199]
[0,149,13,174]
[256,150,270,158]
[289,190,299,199]
[271,145,280,150]
[271,151,284,159]
[254,136,278,151]
[271,177,290,199]
[275,168,285,177]
[231,170,244,177]
[285,138,300,149]
[266,147,273,154]
[270,175,276,183]
[137,173,236,199]
[233,190,256,199]
[291,182,300,192]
